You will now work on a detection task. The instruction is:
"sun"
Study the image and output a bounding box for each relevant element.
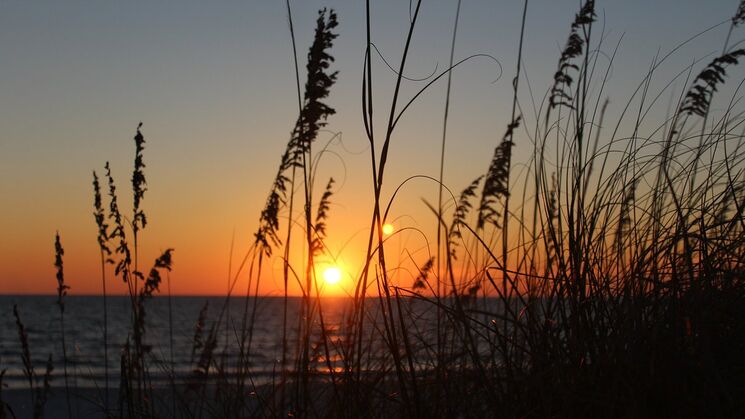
[322,266,342,285]
[382,223,394,236]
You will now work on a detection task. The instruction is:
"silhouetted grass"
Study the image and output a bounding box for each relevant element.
[53,233,72,419]
[6,1,745,418]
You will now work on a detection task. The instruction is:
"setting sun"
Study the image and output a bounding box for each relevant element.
[382,223,394,236]
[322,266,342,285]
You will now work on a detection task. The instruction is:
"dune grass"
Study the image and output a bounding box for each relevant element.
[4,1,745,418]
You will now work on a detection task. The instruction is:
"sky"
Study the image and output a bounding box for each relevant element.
[0,0,740,296]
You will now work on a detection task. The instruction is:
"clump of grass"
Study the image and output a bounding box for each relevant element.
[105,161,132,286]
[131,123,147,237]
[679,49,745,117]
[188,313,218,419]
[548,0,596,114]
[412,257,435,290]
[91,171,112,411]
[240,8,339,416]
[34,356,53,419]
[312,177,335,255]
[254,9,338,258]
[450,176,483,252]
[12,305,53,419]
[12,305,34,409]
[97,124,173,417]
[7,2,745,418]
[53,233,72,419]
[477,117,520,230]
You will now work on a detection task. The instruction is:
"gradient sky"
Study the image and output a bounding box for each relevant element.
[0,0,739,296]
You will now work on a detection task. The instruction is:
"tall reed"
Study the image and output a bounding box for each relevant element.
[91,171,111,412]
[53,233,72,419]
[12,305,54,419]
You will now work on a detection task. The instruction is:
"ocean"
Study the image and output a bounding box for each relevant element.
[0,295,356,390]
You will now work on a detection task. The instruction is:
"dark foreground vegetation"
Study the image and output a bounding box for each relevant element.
[4,0,745,417]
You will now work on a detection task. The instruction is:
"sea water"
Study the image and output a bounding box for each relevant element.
[0,295,350,389]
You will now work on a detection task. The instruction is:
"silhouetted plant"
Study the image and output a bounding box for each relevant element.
[255,174,287,256]
[0,365,10,419]
[291,9,339,157]
[312,177,335,255]
[12,306,54,419]
[0,366,6,419]
[130,249,174,360]
[477,116,520,229]
[32,356,53,419]
[548,0,595,112]
[105,162,132,285]
[544,173,559,273]
[614,178,637,250]
[733,0,745,26]
[142,248,173,298]
[92,172,111,257]
[679,49,745,117]
[190,302,209,365]
[92,170,112,410]
[255,9,339,258]
[188,322,218,419]
[53,233,72,419]
[413,257,435,290]
[100,124,170,418]
[189,326,217,392]
[449,176,483,257]
[8,3,745,418]
[12,305,33,404]
[54,233,70,310]
[132,122,147,236]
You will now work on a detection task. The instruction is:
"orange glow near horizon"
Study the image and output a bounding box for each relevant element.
[4,1,726,299]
